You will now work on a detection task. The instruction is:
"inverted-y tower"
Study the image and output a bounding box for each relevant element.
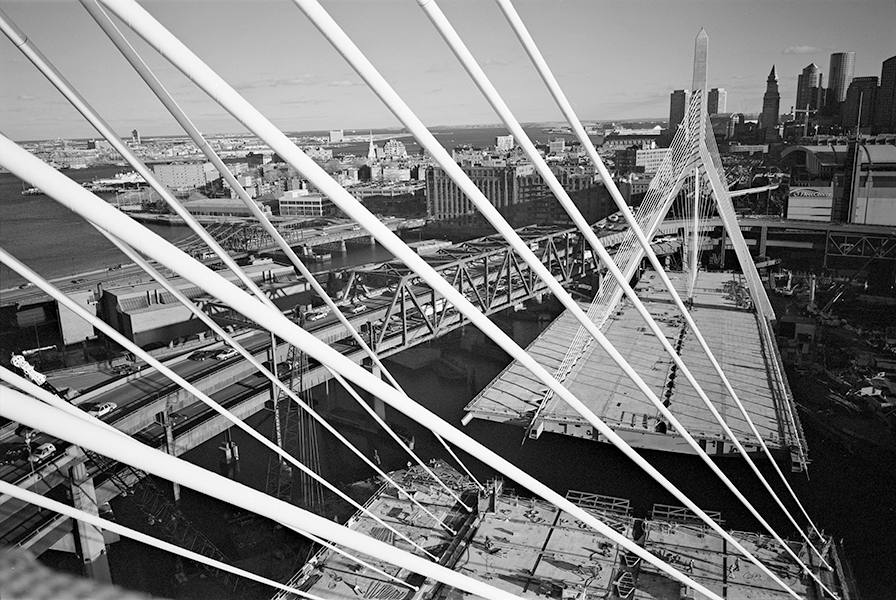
[599,28,774,324]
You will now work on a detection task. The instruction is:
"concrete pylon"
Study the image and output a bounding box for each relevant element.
[69,460,111,582]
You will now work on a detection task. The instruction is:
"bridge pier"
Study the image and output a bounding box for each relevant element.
[69,460,111,583]
[759,226,768,256]
[162,410,181,504]
[364,361,387,421]
[718,226,727,269]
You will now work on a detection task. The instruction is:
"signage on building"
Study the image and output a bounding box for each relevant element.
[786,186,833,222]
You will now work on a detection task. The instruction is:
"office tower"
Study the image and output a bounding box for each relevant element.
[131,129,140,145]
[796,63,824,112]
[669,89,690,131]
[708,88,727,115]
[842,76,878,131]
[877,56,896,132]
[828,52,855,104]
[759,65,780,131]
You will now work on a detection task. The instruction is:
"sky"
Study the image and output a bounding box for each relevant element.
[1,0,895,142]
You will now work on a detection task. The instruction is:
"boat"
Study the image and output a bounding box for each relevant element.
[21,187,42,196]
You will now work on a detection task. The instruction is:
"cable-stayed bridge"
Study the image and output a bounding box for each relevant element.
[0,2,859,599]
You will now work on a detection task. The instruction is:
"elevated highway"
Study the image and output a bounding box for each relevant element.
[2,222,681,554]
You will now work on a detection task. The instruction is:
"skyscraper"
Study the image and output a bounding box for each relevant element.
[669,89,690,131]
[827,52,856,104]
[796,63,823,112]
[876,56,896,133]
[842,76,878,132]
[759,65,780,133]
[707,88,727,115]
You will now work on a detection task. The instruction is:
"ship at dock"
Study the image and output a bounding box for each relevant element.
[275,461,858,600]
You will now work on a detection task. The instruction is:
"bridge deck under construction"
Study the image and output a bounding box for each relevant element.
[464,271,807,467]
[279,463,849,600]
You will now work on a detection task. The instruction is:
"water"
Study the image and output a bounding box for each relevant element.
[0,166,192,288]
[299,124,591,157]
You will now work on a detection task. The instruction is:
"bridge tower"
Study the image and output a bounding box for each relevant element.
[604,28,774,321]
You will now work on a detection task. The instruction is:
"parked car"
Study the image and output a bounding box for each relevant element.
[87,402,117,418]
[29,443,56,463]
[70,278,88,284]
[214,348,239,360]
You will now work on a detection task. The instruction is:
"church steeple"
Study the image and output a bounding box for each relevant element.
[367,131,376,164]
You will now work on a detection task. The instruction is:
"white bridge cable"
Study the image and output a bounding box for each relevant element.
[0,248,437,561]
[415,0,830,590]
[89,1,805,593]
[587,96,701,323]
[0,132,723,600]
[0,368,417,593]
[0,389,549,600]
[0,8,275,318]
[0,479,326,600]
[90,226,464,534]
[496,0,830,563]
[78,0,483,495]
[324,368,470,518]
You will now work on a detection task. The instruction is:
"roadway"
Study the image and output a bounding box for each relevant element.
[1,217,682,550]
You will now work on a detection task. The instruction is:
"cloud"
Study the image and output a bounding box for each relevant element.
[18,94,35,101]
[277,98,327,106]
[328,80,362,87]
[783,46,822,55]
[235,74,324,91]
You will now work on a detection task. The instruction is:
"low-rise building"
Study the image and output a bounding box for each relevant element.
[279,189,335,217]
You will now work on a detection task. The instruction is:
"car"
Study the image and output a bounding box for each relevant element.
[214,348,239,360]
[17,283,33,289]
[111,364,138,376]
[28,443,56,463]
[188,350,216,361]
[15,424,39,441]
[0,443,30,465]
[306,309,330,321]
[87,402,117,418]
[70,278,88,284]
[347,304,367,314]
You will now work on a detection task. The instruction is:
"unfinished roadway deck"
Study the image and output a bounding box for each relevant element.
[276,463,850,600]
[464,271,807,464]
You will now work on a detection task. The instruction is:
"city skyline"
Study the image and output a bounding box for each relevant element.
[2,0,895,142]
